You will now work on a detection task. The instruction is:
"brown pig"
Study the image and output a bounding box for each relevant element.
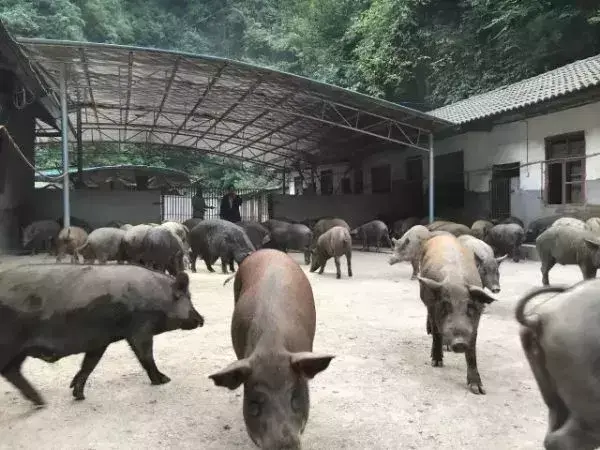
[209,249,334,450]
[418,234,497,394]
[56,226,89,263]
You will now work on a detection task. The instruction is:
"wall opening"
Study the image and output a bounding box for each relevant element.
[320,169,333,195]
[371,164,391,193]
[544,131,585,205]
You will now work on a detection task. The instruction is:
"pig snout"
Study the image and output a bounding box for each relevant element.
[388,255,400,265]
[490,285,501,294]
[258,428,301,450]
[450,339,469,353]
[181,309,204,330]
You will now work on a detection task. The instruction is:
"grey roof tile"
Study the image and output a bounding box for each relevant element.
[428,53,600,125]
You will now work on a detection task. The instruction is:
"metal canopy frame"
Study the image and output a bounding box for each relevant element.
[18,38,449,222]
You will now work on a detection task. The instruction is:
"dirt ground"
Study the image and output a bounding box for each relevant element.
[0,249,583,450]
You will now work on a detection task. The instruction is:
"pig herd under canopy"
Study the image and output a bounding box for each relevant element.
[5,212,600,449]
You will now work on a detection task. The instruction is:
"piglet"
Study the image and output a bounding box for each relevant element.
[209,249,334,449]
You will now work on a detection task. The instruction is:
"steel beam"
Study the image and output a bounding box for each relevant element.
[150,57,180,136]
[429,133,435,223]
[123,51,134,139]
[79,47,102,139]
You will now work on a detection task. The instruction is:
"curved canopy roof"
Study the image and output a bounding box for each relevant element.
[19,39,451,171]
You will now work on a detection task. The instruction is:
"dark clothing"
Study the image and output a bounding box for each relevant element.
[192,194,208,219]
[219,194,242,223]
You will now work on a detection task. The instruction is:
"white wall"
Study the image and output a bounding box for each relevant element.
[288,163,351,195]
[33,189,162,228]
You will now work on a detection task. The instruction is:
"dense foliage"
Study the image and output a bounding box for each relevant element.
[3,0,600,186]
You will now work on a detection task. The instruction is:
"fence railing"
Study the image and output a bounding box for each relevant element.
[161,188,273,223]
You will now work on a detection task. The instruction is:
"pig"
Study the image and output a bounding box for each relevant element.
[55,226,88,263]
[426,220,452,231]
[209,249,334,449]
[350,220,392,252]
[75,227,127,264]
[262,220,313,265]
[309,226,352,279]
[535,226,600,285]
[430,230,454,238]
[122,224,153,264]
[311,218,350,248]
[188,218,255,274]
[160,221,191,268]
[21,219,61,255]
[400,217,421,237]
[183,218,203,232]
[120,223,133,231]
[471,220,494,240]
[429,221,472,237]
[417,234,498,394]
[104,220,126,228]
[485,223,525,262]
[525,214,575,243]
[500,216,524,228]
[239,221,272,250]
[516,282,600,450]
[56,216,93,233]
[420,216,444,226]
[550,217,586,230]
[0,264,203,406]
[586,217,600,234]
[458,235,507,293]
[389,225,431,280]
[140,227,185,276]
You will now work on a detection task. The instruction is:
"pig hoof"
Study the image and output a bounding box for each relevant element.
[151,374,171,385]
[431,359,443,367]
[336,274,341,279]
[72,391,85,401]
[468,383,486,395]
[34,402,47,409]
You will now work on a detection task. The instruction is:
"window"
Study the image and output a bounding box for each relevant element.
[320,169,333,195]
[293,176,303,195]
[371,165,391,193]
[406,157,423,182]
[354,168,363,194]
[545,132,585,205]
[341,177,352,194]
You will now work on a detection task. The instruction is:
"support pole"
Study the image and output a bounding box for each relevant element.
[281,169,286,194]
[60,63,70,228]
[428,133,435,224]
[75,107,83,188]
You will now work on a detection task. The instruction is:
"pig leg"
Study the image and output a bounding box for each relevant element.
[70,346,108,400]
[362,231,368,252]
[544,417,597,450]
[511,243,521,263]
[1,354,45,407]
[127,334,170,385]
[204,256,216,273]
[541,257,556,286]
[334,256,342,279]
[465,332,485,394]
[428,310,443,367]
[410,258,419,280]
[318,259,327,274]
[229,259,235,272]
[221,260,229,274]
[346,252,353,277]
[190,251,198,272]
[580,264,597,281]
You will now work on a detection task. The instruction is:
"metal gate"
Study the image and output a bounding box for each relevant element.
[160,187,273,223]
[489,177,511,220]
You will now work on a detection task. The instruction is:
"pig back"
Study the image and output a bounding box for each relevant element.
[320,226,351,257]
[536,226,596,264]
[231,249,316,357]
[420,235,481,286]
[313,218,350,241]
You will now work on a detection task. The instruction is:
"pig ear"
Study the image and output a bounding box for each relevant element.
[290,352,335,379]
[584,238,600,249]
[172,272,189,299]
[391,237,398,245]
[472,252,483,265]
[468,285,497,304]
[208,359,252,390]
[417,276,443,292]
[262,234,271,245]
[495,254,508,265]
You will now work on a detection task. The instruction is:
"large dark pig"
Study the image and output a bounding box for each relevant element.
[418,234,497,394]
[429,221,472,237]
[525,214,574,243]
[515,282,600,450]
[458,235,507,293]
[209,249,334,449]
[0,265,203,406]
[56,226,88,263]
[189,218,255,274]
[500,216,524,228]
[140,227,185,276]
[389,225,431,279]
[262,220,313,265]
[471,220,494,240]
[239,221,271,250]
[183,218,203,232]
[311,217,350,248]
[535,226,600,285]
[310,226,352,279]
[56,216,93,233]
[485,223,525,262]
[350,220,392,252]
[75,227,127,264]
[21,219,61,255]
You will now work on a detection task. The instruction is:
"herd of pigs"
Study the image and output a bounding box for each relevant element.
[5,211,600,449]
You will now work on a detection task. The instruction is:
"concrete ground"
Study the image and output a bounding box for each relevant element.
[0,250,583,450]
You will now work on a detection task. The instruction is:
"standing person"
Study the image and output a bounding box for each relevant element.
[192,186,213,220]
[219,185,242,223]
